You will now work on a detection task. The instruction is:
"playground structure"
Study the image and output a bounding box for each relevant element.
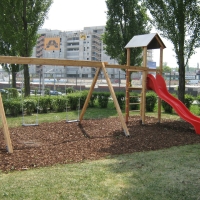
[1,33,200,154]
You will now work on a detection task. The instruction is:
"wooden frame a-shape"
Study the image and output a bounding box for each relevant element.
[0,94,13,153]
[80,62,130,136]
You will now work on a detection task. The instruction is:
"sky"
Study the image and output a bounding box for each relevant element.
[42,0,200,69]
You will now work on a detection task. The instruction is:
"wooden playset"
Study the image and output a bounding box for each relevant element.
[0,33,166,153]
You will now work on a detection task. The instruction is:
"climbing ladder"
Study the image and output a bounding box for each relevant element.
[125,68,146,123]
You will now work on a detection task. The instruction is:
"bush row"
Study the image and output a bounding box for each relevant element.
[1,88,199,116]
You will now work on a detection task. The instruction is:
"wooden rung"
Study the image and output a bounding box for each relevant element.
[129,87,142,90]
[127,68,143,71]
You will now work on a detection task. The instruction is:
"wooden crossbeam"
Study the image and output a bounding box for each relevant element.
[0,56,155,72]
[0,56,103,67]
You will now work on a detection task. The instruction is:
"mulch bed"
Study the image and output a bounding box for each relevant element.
[1,116,200,172]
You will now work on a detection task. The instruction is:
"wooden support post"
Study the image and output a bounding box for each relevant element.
[102,62,129,136]
[79,67,101,122]
[0,94,13,153]
[141,47,147,124]
[125,70,130,123]
[125,48,131,123]
[140,91,142,119]
[158,47,163,122]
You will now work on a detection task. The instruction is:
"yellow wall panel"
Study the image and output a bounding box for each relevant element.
[44,37,60,51]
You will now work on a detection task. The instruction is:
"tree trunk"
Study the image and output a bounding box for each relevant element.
[11,70,16,88]
[23,64,30,96]
[178,56,185,103]
[177,1,185,103]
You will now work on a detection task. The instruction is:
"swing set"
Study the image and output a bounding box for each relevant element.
[0,33,166,153]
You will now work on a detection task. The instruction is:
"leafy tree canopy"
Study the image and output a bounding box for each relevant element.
[102,0,151,66]
[145,0,200,102]
[0,0,53,95]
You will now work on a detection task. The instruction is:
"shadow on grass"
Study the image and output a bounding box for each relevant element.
[101,144,200,199]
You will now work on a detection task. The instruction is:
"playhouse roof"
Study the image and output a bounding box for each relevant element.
[125,33,166,49]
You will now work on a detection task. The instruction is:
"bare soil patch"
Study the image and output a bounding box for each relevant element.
[1,116,200,172]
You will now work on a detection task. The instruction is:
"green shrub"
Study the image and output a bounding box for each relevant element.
[66,87,75,94]
[2,99,10,115]
[88,92,98,108]
[97,92,110,108]
[146,91,157,112]
[184,94,194,109]
[5,88,19,98]
[51,96,67,112]
[67,92,80,110]
[66,91,88,110]
[79,91,88,109]
[1,90,9,100]
[3,99,21,116]
[23,98,37,115]
[45,88,50,95]
[38,96,51,113]
[162,93,177,114]
[129,92,139,110]
[115,92,125,109]
[162,100,173,113]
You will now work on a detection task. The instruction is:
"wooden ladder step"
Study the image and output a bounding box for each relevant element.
[128,87,142,90]
[129,103,140,105]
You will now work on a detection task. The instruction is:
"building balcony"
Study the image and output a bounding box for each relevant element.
[92,47,101,53]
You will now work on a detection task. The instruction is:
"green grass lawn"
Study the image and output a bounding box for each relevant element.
[0,102,200,199]
[0,144,200,200]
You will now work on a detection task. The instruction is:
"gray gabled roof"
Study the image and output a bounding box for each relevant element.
[125,33,166,49]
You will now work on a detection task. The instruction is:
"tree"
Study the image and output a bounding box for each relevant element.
[163,66,172,73]
[145,0,200,103]
[0,36,22,88]
[102,0,151,66]
[0,0,53,96]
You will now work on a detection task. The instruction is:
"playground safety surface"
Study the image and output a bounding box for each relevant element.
[1,116,200,172]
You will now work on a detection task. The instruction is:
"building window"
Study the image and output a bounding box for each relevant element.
[87,58,89,60]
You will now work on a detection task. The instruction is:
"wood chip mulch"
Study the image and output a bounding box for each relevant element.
[1,116,200,172]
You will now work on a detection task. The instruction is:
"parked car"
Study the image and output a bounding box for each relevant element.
[49,90,63,95]
[187,80,199,85]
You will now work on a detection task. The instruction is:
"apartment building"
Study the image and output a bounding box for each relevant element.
[31,26,153,79]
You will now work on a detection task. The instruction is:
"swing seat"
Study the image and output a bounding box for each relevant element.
[22,123,39,126]
[66,119,80,123]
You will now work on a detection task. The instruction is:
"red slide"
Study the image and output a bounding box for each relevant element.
[147,74,200,135]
